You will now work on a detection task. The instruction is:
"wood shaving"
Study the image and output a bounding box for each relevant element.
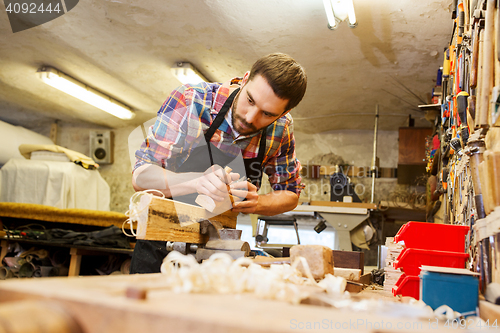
[159,251,347,305]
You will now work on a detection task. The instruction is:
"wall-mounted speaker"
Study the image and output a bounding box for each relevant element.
[90,130,114,164]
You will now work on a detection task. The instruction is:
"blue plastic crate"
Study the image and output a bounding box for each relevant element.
[420,269,479,316]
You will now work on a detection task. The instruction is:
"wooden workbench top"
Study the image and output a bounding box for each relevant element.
[0,202,127,228]
[0,274,458,333]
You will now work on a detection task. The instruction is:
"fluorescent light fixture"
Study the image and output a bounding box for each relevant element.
[323,0,339,30]
[323,0,357,30]
[170,62,208,84]
[38,67,135,120]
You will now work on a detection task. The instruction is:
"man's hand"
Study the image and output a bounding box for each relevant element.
[229,181,259,214]
[195,165,240,202]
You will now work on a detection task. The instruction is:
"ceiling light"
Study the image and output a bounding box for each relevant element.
[38,67,135,120]
[323,0,357,30]
[170,62,208,84]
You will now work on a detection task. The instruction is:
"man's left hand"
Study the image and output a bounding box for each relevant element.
[229,181,259,214]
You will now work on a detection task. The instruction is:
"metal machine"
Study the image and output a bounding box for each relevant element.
[254,215,300,255]
[291,203,371,251]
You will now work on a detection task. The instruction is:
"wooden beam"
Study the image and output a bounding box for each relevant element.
[136,196,237,243]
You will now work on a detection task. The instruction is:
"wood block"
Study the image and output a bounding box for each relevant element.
[345,281,363,293]
[332,250,364,275]
[358,273,372,285]
[333,268,361,281]
[479,300,500,322]
[290,245,334,280]
[136,196,237,243]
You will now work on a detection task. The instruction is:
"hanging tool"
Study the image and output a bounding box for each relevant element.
[457,91,470,145]
[470,14,483,89]
[477,0,496,128]
[371,105,379,204]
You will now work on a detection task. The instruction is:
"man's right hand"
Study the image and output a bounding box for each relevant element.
[195,165,240,202]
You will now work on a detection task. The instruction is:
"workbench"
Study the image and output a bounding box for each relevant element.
[0,273,461,333]
[0,202,131,277]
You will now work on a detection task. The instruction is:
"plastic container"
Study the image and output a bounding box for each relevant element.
[393,248,469,276]
[392,274,420,299]
[420,270,479,316]
[394,221,469,252]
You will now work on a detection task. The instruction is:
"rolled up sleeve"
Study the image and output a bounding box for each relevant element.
[264,119,305,196]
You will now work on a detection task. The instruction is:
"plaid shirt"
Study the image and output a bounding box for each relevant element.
[134,79,304,195]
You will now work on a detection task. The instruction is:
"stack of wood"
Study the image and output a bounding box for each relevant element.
[383,237,404,292]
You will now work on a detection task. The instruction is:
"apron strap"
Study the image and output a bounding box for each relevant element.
[205,88,240,166]
[205,88,240,142]
[204,87,267,169]
[257,126,267,163]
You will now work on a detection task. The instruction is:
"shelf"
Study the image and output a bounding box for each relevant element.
[378,201,426,222]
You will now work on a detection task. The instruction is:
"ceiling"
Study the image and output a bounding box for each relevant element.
[0,0,453,133]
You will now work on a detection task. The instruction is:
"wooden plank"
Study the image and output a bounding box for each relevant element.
[332,250,364,275]
[137,196,237,243]
[0,203,127,228]
[68,248,81,277]
[310,201,377,210]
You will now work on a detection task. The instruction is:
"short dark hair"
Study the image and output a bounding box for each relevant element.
[248,53,307,111]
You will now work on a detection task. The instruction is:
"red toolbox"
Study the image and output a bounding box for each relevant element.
[392,273,420,299]
[393,248,469,276]
[393,221,469,252]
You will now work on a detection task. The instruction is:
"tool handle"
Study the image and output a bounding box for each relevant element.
[458,3,465,40]
[457,91,469,124]
[478,0,496,128]
[443,49,450,77]
[471,22,481,88]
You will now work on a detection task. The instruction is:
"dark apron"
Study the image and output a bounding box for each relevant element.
[130,88,267,273]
